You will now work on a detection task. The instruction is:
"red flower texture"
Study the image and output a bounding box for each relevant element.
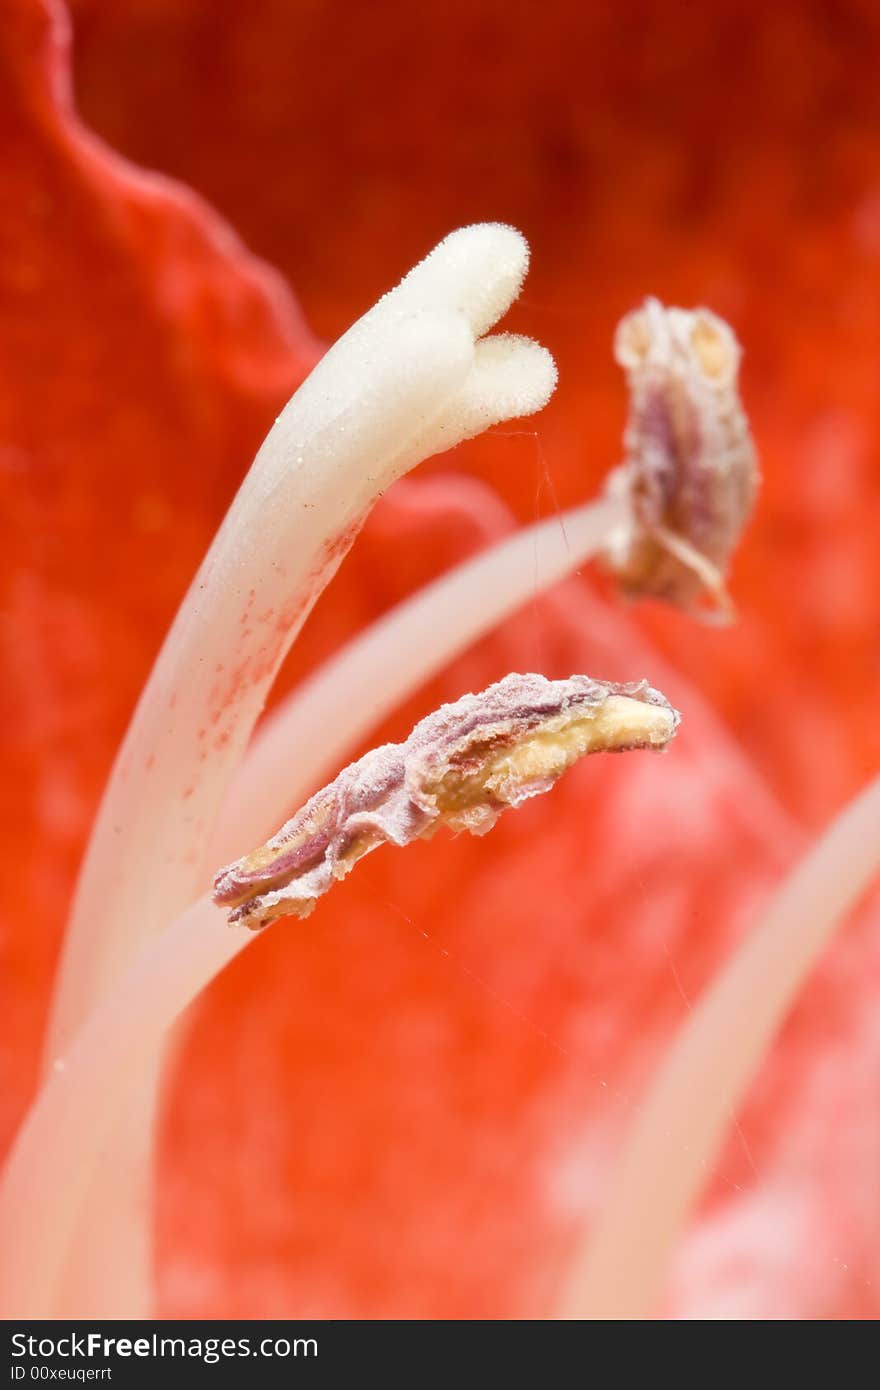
[2,0,879,1320]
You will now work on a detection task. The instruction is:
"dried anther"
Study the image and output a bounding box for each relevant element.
[213,672,679,929]
[603,297,759,620]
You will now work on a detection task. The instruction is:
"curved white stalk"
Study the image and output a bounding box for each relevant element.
[38,225,556,1317]
[558,774,880,1320]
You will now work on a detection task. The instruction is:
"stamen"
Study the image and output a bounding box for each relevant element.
[207,492,627,870]
[213,673,679,928]
[0,672,677,1319]
[603,297,759,620]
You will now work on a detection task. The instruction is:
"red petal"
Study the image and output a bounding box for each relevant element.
[3,0,879,1320]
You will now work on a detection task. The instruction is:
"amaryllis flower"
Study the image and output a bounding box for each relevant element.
[2,0,880,1322]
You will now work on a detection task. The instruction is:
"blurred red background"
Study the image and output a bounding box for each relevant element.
[2,0,879,1317]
